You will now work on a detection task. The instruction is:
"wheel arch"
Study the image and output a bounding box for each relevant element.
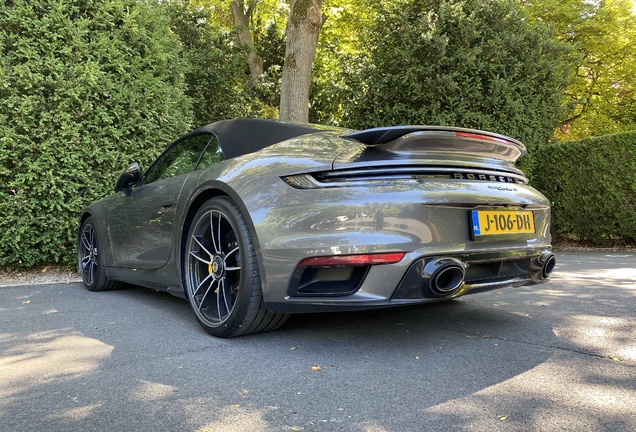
[78,211,92,226]
[77,209,113,265]
[179,182,268,301]
[77,211,92,273]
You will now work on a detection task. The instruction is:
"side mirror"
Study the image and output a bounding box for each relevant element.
[115,163,141,194]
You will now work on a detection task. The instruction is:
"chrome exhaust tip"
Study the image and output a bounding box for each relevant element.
[540,252,556,279]
[422,257,466,295]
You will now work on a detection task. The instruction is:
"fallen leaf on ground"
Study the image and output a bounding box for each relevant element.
[498,415,507,421]
[612,357,620,362]
[311,365,322,371]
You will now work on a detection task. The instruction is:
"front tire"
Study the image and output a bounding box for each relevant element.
[77,217,121,291]
[184,197,289,337]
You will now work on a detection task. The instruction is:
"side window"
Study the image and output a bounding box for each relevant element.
[195,135,224,170]
[143,134,212,184]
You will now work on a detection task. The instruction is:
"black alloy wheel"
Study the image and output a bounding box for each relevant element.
[184,197,289,337]
[77,217,120,291]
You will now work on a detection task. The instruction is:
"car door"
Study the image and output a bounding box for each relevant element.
[107,133,216,270]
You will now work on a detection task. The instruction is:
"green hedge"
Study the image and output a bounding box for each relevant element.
[330,0,575,153]
[0,0,191,268]
[165,3,267,126]
[532,131,636,246]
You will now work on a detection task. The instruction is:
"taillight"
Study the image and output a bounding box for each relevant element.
[299,253,405,267]
[455,131,513,145]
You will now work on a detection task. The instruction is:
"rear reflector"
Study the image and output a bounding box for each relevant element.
[299,253,406,267]
[455,131,512,145]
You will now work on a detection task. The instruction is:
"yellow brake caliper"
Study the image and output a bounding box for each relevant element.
[209,259,219,294]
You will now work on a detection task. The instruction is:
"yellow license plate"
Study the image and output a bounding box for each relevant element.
[470,210,535,237]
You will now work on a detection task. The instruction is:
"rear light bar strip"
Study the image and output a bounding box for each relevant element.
[316,166,525,182]
[283,167,527,189]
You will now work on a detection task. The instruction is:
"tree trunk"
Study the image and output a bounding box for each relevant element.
[231,1,263,78]
[279,0,323,122]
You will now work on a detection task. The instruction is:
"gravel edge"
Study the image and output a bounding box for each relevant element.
[0,265,81,288]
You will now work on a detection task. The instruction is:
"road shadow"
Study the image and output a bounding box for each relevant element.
[1,257,635,432]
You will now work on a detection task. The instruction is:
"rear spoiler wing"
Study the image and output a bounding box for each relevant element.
[344,126,526,163]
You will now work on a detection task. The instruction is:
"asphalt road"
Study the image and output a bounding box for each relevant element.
[1,252,635,432]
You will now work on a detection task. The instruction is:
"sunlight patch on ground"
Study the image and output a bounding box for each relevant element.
[554,315,636,362]
[183,398,391,431]
[192,404,276,432]
[549,267,636,290]
[0,332,15,343]
[356,421,391,432]
[45,403,103,421]
[424,358,636,430]
[132,380,179,402]
[553,267,636,281]
[0,330,113,400]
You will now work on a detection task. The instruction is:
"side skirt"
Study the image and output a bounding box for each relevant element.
[105,266,185,298]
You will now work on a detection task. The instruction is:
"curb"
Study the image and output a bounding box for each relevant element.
[0,278,82,289]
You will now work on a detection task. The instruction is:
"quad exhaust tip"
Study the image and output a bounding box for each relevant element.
[421,252,554,297]
[540,252,556,279]
[423,257,466,295]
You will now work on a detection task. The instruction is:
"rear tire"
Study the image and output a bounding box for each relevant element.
[77,217,121,291]
[183,196,289,337]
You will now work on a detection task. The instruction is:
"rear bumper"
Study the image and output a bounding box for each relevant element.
[265,247,553,313]
[392,248,555,300]
[244,176,553,313]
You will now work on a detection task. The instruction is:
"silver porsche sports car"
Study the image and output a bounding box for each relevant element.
[77,119,555,337]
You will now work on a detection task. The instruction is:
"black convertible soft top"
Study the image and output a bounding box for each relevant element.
[198,118,333,159]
